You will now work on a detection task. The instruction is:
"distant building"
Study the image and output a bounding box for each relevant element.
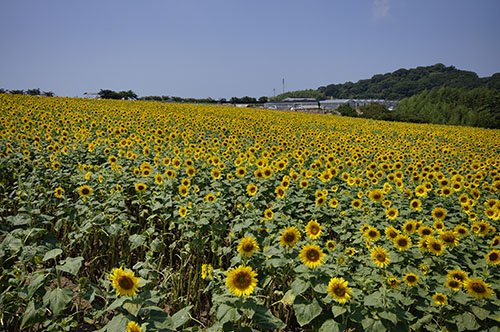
[83,92,99,99]
[320,99,399,111]
[264,98,398,113]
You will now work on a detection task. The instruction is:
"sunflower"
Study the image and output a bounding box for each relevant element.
[275,186,285,199]
[327,277,352,303]
[427,237,445,256]
[403,273,419,286]
[445,278,462,291]
[410,199,422,211]
[433,293,447,306]
[385,208,399,220]
[78,185,92,197]
[439,230,459,247]
[305,219,322,239]
[447,269,468,283]
[135,183,147,193]
[299,179,308,188]
[54,187,64,198]
[326,240,336,251]
[264,209,274,220]
[178,206,187,218]
[110,267,140,297]
[365,227,381,242]
[345,247,356,257]
[432,207,447,221]
[211,168,221,180]
[351,199,362,209]
[464,278,494,299]
[393,234,412,251]
[455,225,469,237]
[126,321,142,332]
[368,189,384,203]
[280,226,301,248]
[226,265,258,297]
[386,277,400,289]
[329,198,339,208]
[371,246,390,268]
[385,226,400,240]
[238,237,259,257]
[246,183,258,196]
[299,243,325,268]
[315,196,326,206]
[403,220,417,234]
[418,225,434,237]
[420,264,429,274]
[491,235,500,247]
[155,173,163,185]
[486,249,500,265]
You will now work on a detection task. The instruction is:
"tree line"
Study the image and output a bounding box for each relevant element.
[316,63,500,100]
[333,87,500,129]
[0,88,54,97]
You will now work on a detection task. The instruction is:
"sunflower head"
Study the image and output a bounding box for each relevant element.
[433,292,447,305]
[305,219,322,239]
[126,321,142,332]
[280,226,301,248]
[326,240,336,251]
[403,273,419,286]
[226,265,258,297]
[386,277,400,289]
[445,278,462,291]
[464,278,493,299]
[327,277,352,303]
[299,244,325,269]
[486,249,500,265]
[393,234,412,251]
[238,237,259,257]
[110,267,140,297]
[78,185,92,197]
[371,246,390,268]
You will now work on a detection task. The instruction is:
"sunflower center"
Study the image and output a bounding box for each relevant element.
[407,275,416,283]
[82,188,90,195]
[118,276,134,290]
[235,273,251,289]
[307,249,319,261]
[376,254,386,262]
[334,287,345,296]
[284,233,296,243]
[449,280,460,288]
[243,243,254,252]
[489,252,499,261]
[431,243,442,251]
[310,226,319,235]
[398,239,408,247]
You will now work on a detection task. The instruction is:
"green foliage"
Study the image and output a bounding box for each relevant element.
[394,87,500,128]
[337,103,357,117]
[271,89,326,101]
[359,103,394,121]
[318,63,499,100]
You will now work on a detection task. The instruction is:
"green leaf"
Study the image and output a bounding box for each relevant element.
[471,306,489,320]
[108,297,127,311]
[217,303,240,324]
[362,317,387,332]
[129,234,146,250]
[281,289,296,306]
[252,305,286,330]
[21,301,43,328]
[293,296,322,327]
[171,305,193,329]
[290,278,309,296]
[331,305,346,318]
[57,256,83,276]
[457,312,480,331]
[378,311,398,325]
[364,291,383,307]
[27,273,47,297]
[44,288,73,316]
[102,314,128,332]
[43,248,63,262]
[319,319,342,332]
[123,301,141,316]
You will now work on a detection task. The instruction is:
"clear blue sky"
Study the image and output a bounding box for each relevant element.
[1,0,499,99]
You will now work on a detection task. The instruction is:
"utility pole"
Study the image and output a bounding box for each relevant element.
[282,78,285,94]
[273,88,276,97]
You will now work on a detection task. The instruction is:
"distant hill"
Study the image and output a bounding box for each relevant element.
[273,64,499,101]
[318,63,499,100]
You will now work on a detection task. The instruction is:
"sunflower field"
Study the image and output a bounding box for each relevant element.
[1,93,500,332]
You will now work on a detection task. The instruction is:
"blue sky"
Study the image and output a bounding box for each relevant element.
[1,0,499,99]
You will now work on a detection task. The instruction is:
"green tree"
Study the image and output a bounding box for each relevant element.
[337,103,357,117]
